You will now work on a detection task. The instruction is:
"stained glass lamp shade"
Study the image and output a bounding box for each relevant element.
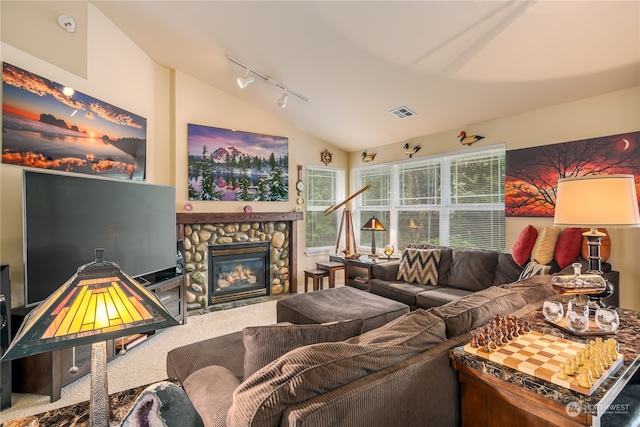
[2,249,179,426]
[361,216,386,257]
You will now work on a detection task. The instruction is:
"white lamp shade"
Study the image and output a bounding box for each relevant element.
[553,174,640,227]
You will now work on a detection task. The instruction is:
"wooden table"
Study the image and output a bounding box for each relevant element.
[450,302,640,427]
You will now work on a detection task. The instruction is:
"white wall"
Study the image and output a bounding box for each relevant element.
[348,87,640,310]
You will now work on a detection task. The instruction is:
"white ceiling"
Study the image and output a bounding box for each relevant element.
[91,1,640,153]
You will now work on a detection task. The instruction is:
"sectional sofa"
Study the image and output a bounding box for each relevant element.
[165,270,556,427]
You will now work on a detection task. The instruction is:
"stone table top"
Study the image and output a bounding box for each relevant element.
[450,297,640,417]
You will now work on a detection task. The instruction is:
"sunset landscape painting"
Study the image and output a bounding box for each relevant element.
[188,124,288,201]
[505,131,640,217]
[2,62,146,180]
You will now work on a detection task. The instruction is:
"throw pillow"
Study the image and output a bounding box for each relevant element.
[242,318,364,379]
[518,261,551,281]
[530,226,561,265]
[396,248,440,286]
[227,310,446,427]
[511,225,538,266]
[554,227,583,269]
[428,286,527,338]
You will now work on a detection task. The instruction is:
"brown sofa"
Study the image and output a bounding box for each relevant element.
[166,276,555,427]
[369,245,525,310]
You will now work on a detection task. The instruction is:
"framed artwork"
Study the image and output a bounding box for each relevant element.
[2,62,147,180]
[187,123,289,201]
[505,131,640,217]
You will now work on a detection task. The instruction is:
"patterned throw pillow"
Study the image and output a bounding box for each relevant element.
[396,248,440,286]
[518,260,551,281]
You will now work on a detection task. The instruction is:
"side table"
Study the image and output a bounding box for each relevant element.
[450,304,640,427]
[341,257,399,291]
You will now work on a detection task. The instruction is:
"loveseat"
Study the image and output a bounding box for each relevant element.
[368,245,525,310]
[166,275,556,427]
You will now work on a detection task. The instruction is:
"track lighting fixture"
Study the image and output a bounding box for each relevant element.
[228,56,309,107]
[237,69,254,89]
[277,90,288,109]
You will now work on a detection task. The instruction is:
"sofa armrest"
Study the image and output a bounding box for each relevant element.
[183,365,241,427]
[370,260,400,281]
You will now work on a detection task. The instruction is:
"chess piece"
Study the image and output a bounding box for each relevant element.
[470,331,478,348]
[557,364,569,381]
[578,367,593,388]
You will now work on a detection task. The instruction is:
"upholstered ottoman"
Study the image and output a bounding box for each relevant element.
[276,286,410,332]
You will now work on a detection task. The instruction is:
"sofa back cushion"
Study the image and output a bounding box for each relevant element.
[242,319,364,379]
[446,248,499,291]
[429,286,527,338]
[396,248,440,286]
[494,253,524,286]
[227,310,446,427]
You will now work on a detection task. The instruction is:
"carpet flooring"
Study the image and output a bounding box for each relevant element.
[0,297,278,425]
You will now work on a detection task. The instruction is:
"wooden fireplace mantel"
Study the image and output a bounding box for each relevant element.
[176,211,303,224]
[176,211,303,294]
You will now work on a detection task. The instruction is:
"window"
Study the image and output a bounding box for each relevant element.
[355,145,505,252]
[305,166,345,252]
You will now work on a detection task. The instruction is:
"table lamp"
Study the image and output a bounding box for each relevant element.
[553,175,640,306]
[361,216,386,258]
[1,249,179,426]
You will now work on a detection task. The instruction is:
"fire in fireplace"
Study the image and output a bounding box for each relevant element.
[208,242,270,304]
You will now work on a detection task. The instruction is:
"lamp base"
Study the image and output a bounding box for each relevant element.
[90,341,109,427]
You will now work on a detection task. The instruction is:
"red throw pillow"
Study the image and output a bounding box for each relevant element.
[511,225,538,267]
[554,227,583,269]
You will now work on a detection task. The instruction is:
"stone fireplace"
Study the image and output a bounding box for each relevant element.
[176,212,303,311]
[208,242,270,304]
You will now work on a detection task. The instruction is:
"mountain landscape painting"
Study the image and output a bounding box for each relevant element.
[505,131,640,217]
[2,62,146,180]
[187,123,288,201]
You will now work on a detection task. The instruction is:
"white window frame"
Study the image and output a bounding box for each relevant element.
[305,165,345,254]
[353,144,505,252]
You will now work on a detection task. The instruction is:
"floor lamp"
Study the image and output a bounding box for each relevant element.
[553,175,640,307]
[1,249,179,426]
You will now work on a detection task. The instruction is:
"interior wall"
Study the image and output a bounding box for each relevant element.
[0,4,161,307]
[348,87,640,310]
[172,70,348,291]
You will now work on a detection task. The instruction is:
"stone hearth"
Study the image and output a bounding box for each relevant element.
[177,212,302,311]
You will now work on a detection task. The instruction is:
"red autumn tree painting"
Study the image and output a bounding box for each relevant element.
[505,131,640,217]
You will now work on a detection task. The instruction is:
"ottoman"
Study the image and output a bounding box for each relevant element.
[276,286,410,332]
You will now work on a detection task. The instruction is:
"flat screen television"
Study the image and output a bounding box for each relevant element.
[23,170,177,307]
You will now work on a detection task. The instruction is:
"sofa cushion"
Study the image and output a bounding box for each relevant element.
[416,286,474,309]
[368,279,431,308]
[518,260,551,281]
[446,248,499,291]
[428,286,527,338]
[500,275,555,305]
[531,226,561,265]
[494,253,524,286]
[227,310,446,427]
[512,225,538,266]
[555,227,583,269]
[397,248,440,286]
[242,318,364,378]
[184,366,241,427]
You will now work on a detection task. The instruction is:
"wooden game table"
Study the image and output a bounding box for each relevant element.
[450,298,640,427]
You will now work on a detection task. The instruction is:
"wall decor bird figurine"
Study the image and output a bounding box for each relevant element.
[361,151,377,162]
[403,143,421,158]
[458,131,484,146]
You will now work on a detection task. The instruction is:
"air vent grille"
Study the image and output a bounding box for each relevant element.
[390,106,416,119]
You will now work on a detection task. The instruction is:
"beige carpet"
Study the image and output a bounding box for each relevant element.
[0,299,278,424]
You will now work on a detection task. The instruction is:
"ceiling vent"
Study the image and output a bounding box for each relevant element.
[390,106,416,119]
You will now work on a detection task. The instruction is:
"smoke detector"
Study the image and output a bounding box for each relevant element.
[58,15,76,33]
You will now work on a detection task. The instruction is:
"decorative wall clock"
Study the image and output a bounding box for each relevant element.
[321,149,333,166]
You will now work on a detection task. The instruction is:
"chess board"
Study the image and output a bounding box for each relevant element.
[464,331,623,395]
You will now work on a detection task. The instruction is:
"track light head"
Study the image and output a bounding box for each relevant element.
[237,70,254,89]
[277,91,288,109]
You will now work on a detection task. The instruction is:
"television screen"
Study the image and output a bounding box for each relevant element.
[23,170,176,307]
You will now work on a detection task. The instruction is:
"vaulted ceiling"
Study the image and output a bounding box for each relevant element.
[91,1,640,153]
